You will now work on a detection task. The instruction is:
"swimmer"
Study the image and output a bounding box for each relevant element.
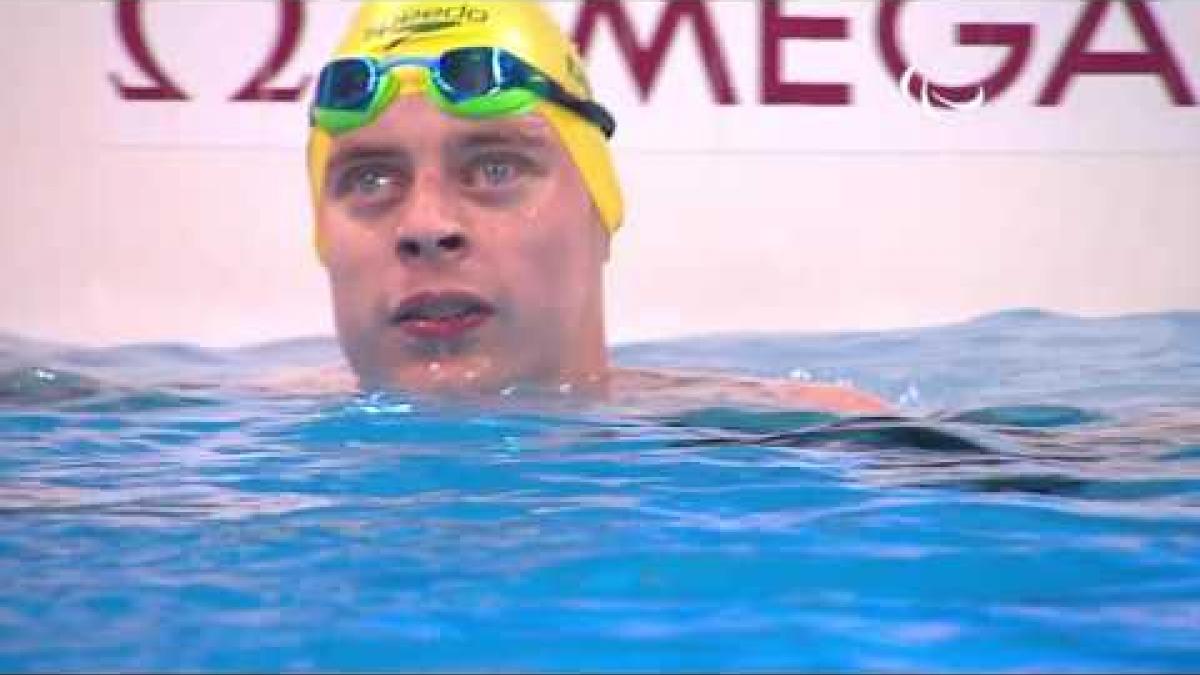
[281,0,888,415]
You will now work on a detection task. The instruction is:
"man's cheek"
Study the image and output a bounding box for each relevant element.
[323,211,386,262]
[330,266,379,334]
[520,220,576,277]
[328,235,384,290]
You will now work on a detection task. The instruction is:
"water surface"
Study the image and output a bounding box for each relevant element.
[1,309,1198,672]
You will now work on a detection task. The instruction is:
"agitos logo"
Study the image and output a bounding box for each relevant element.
[110,0,1196,108]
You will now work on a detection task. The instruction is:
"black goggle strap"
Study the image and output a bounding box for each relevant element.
[528,73,617,139]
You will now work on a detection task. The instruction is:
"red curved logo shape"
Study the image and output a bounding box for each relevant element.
[109,0,310,103]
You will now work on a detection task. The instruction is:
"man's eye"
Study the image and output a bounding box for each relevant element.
[464,154,533,189]
[480,161,515,185]
[335,164,406,201]
[355,169,392,193]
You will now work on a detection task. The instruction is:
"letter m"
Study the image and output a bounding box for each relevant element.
[573,0,737,104]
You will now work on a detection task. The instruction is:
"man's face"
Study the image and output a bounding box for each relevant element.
[317,95,610,394]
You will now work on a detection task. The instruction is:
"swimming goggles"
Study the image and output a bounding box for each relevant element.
[310,46,616,139]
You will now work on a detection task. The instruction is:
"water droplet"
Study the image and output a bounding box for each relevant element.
[788,368,813,381]
[899,383,922,406]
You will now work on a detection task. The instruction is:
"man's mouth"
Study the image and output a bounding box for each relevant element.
[390,291,495,340]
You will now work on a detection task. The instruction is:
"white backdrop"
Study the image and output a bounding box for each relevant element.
[2,0,1199,347]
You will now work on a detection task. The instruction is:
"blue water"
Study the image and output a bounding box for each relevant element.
[1,309,1198,672]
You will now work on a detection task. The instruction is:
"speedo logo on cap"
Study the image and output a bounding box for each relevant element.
[364,5,490,41]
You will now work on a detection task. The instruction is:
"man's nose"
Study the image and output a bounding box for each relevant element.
[394,173,470,263]
[395,228,469,260]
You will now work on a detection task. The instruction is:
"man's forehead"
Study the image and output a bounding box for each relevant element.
[343,96,560,149]
[449,123,557,151]
[440,110,559,149]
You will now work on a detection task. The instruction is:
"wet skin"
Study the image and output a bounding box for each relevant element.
[318,95,610,397]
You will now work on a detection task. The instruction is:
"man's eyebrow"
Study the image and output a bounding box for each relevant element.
[451,130,554,152]
[326,144,409,172]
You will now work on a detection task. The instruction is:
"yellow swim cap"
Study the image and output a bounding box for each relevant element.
[307,0,624,259]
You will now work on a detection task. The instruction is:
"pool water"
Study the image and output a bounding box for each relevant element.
[1,309,1198,671]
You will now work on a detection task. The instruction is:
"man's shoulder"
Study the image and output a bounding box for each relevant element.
[246,363,358,396]
[610,366,891,415]
[241,362,891,415]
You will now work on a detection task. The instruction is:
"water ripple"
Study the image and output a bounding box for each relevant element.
[1,312,1199,671]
